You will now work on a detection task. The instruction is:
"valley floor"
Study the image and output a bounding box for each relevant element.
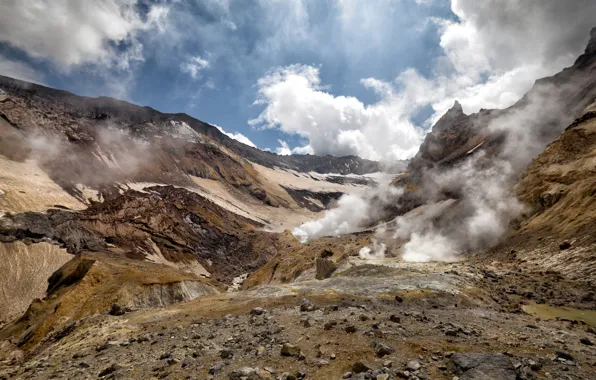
[1,259,594,380]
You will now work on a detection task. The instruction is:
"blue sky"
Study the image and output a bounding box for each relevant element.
[1,1,595,160]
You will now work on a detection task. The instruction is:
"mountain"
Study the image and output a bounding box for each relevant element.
[1,28,596,380]
[0,73,385,326]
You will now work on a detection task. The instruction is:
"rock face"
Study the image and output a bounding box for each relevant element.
[0,185,281,284]
[0,251,219,350]
[492,104,596,282]
[451,353,517,380]
[390,27,596,220]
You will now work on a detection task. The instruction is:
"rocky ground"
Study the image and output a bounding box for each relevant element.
[0,258,594,380]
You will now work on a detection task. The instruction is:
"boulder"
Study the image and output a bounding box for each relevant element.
[451,353,517,380]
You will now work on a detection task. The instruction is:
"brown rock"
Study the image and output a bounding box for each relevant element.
[315,258,337,280]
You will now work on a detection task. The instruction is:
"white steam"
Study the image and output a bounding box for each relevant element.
[292,180,403,242]
[293,75,581,262]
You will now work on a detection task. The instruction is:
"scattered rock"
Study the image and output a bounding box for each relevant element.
[352,361,372,374]
[228,367,257,379]
[210,362,225,375]
[300,301,316,312]
[324,321,337,330]
[98,363,122,377]
[559,241,571,250]
[580,337,594,346]
[108,303,125,316]
[406,360,421,371]
[372,342,394,358]
[220,348,234,359]
[555,351,574,361]
[281,343,302,357]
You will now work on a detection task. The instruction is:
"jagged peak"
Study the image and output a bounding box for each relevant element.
[448,100,463,114]
[425,100,467,136]
[573,27,596,68]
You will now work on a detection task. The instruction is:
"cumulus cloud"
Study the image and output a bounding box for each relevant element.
[275,140,313,156]
[215,125,257,148]
[0,1,168,69]
[250,64,425,161]
[250,0,596,162]
[181,56,210,79]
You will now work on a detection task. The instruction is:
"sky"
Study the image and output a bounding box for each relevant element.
[1,0,595,162]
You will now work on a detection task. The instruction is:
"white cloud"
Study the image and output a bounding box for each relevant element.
[0,0,168,69]
[215,125,257,148]
[250,64,425,161]
[275,140,313,156]
[275,140,292,156]
[181,56,210,79]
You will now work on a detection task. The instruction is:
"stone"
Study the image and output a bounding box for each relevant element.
[389,315,400,323]
[228,367,257,379]
[108,303,128,316]
[300,301,316,312]
[406,360,421,371]
[159,352,172,360]
[372,342,395,358]
[376,374,389,380]
[220,349,234,359]
[315,258,337,280]
[281,343,301,357]
[210,362,225,375]
[451,353,516,380]
[343,372,353,379]
[166,357,179,365]
[250,307,265,315]
[352,361,372,373]
[345,325,357,333]
[559,241,571,250]
[555,351,574,361]
[98,363,122,377]
[324,321,337,330]
[580,337,594,346]
[181,357,194,368]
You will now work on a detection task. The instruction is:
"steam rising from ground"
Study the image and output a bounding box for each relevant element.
[292,180,403,242]
[21,125,152,194]
[293,78,577,262]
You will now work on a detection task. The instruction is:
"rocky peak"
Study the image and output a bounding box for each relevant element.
[573,27,596,68]
[431,100,467,133]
